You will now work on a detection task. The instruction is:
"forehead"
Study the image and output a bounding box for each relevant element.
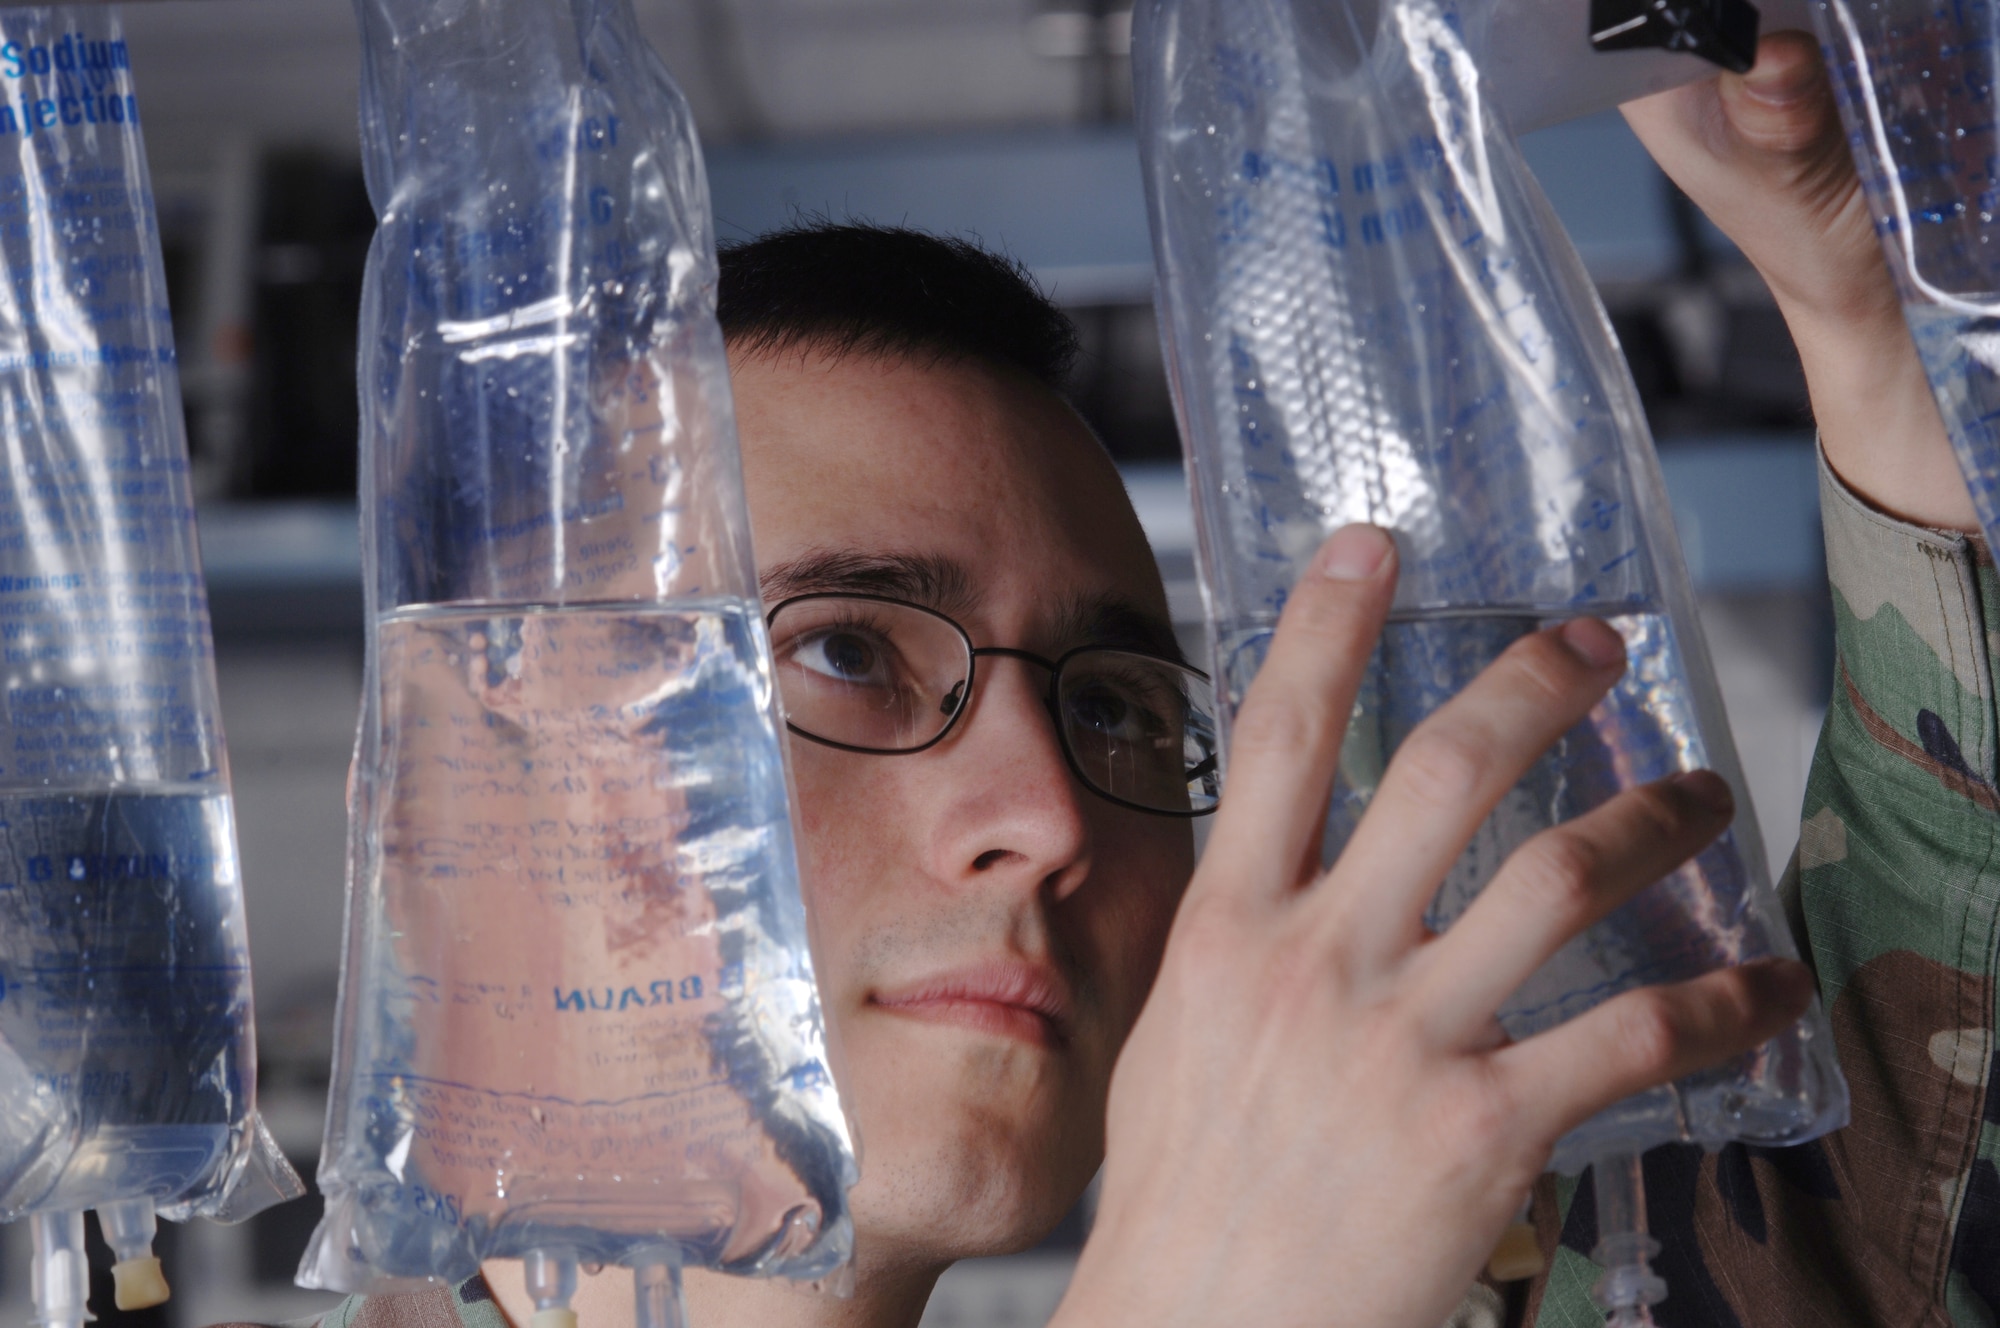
[731,346,1170,636]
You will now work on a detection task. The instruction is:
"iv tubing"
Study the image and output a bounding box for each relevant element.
[1589,1152,1666,1327]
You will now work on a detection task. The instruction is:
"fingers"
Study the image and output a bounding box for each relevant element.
[1623,31,1881,315]
[1404,771,1736,1045]
[1318,618,1627,957]
[1717,30,1839,158]
[1621,32,1843,201]
[1621,31,1826,144]
[1493,957,1817,1144]
[1200,525,1395,899]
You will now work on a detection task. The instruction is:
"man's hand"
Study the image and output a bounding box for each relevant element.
[1053,526,1813,1328]
[1623,30,1973,530]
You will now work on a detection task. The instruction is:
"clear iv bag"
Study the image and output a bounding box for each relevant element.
[1135,0,1849,1174]
[300,0,855,1307]
[1811,0,2000,551]
[0,5,301,1322]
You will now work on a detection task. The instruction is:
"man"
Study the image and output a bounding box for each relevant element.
[305,31,1934,1328]
[306,222,1798,1328]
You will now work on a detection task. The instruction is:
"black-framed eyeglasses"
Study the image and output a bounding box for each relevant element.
[765,592,1221,817]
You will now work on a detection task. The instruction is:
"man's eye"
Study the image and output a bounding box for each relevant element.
[1066,683,1161,741]
[794,628,891,685]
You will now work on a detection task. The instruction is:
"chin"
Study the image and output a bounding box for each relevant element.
[850,1152,1081,1264]
[835,1004,1107,1263]
[844,1092,1096,1263]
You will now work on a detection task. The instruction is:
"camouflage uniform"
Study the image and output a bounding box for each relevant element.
[1523,454,2000,1326]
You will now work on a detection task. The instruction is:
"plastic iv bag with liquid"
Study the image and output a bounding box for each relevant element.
[1810,0,2000,552]
[300,0,855,1313]
[1135,0,1849,1176]
[0,7,302,1325]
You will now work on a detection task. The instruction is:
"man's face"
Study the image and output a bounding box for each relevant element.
[733,346,1197,1263]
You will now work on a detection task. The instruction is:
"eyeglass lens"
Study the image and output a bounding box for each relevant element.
[768,596,1220,815]
[1056,649,1220,814]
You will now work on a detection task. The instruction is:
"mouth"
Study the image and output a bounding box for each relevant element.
[869,961,1072,1049]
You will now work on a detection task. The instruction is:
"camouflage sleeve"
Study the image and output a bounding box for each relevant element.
[1520,448,2000,1327]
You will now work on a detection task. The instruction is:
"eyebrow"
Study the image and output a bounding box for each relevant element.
[760,549,979,618]
[1053,593,1189,668]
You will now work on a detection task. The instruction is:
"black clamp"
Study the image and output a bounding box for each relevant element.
[1589,0,1762,73]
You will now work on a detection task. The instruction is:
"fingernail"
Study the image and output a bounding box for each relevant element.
[1672,769,1735,815]
[1320,524,1390,581]
[1557,618,1625,670]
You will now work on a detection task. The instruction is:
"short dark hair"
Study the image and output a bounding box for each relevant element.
[715,222,1080,392]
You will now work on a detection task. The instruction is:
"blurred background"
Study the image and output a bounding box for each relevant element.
[0,1,1832,1323]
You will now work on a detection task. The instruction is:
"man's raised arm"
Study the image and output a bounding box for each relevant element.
[1624,29,1971,532]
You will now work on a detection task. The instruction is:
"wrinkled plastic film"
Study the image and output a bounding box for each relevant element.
[1809,0,2000,552]
[302,0,855,1295]
[1136,0,1848,1171]
[0,0,298,1246]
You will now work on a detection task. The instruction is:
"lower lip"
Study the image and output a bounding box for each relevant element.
[872,997,1062,1048]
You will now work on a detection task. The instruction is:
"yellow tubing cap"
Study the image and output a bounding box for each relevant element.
[530,1310,578,1328]
[112,1256,171,1310]
[1485,1221,1545,1283]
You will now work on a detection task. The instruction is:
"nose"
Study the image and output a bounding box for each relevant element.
[924,654,1092,901]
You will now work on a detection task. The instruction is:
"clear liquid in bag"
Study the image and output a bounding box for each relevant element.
[0,791,245,1210]
[327,599,844,1278]
[1223,607,1833,1168]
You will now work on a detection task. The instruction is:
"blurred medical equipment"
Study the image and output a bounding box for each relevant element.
[0,8,302,1327]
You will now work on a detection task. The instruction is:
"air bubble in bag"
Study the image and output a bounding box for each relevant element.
[1135,0,1848,1316]
[0,8,304,1327]
[298,0,856,1318]
[1810,0,2000,552]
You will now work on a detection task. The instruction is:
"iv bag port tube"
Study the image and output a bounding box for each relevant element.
[1589,1152,1666,1326]
[524,1247,579,1328]
[98,1199,171,1310]
[31,1211,91,1328]
[633,1250,688,1328]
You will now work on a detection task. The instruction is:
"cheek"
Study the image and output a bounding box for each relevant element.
[792,752,858,876]
[1076,818,1194,1027]
[785,743,906,994]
